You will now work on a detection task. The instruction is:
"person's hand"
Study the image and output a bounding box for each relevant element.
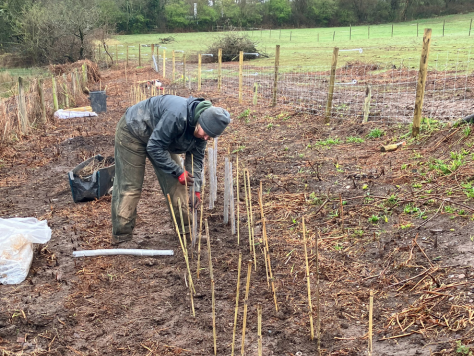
[190,192,201,210]
[178,171,194,186]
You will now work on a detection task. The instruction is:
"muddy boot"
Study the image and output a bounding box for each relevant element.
[111,233,133,246]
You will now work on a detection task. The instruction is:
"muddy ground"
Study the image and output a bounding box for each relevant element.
[1,65,474,356]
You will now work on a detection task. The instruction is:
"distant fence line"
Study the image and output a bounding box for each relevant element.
[98,33,473,130]
[1,29,473,144]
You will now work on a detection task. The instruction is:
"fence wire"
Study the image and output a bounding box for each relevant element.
[2,45,473,144]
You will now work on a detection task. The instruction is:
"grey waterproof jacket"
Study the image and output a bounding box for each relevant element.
[124,95,207,192]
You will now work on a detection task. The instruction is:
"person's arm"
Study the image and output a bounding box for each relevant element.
[185,139,206,193]
[146,112,185,179]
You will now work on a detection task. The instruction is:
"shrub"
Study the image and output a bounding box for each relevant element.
[205,33,267,62]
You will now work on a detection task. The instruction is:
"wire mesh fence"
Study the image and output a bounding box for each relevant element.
[1,42,473,144]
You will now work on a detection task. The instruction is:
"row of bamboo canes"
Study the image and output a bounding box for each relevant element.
[164,150,376,355]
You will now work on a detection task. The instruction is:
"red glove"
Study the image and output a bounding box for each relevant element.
[178,171,194,186]
[195,192,201,200]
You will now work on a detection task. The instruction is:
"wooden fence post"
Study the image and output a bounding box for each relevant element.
[52,76,59,111]
[350,24,352,40]
[290,31,292,41]
[198,53,202,91]
[151,44,154,60]
[17,77,28,134]
[183,53,187,88]
[333,31,335,41]
[37,78,46,124]
[470,19,473,36]
[218,48,222,91]
[391,24,394,37]
[412,28,432,137]
[239,51,243,104]
[272,45,280,106]
[317,33,319,42]
[115,44,118,64]
[325,47,339,123]
[172,50,176,81]
[71,72,76,97]
[163,49,166,78]
[253,83,258,105]
[76,69,81,92]
[82,63,87,87]
[362,85,372,123]
[126,45,129,67]
[139,44,141,67]
[62,74,69,108]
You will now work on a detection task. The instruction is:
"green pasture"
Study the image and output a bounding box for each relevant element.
[114,12,474,71]
[0,67,50,98]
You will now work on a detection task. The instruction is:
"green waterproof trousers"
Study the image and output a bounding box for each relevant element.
[111,115,189,243]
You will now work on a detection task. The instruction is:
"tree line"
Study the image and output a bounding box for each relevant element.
[1,0,473,65]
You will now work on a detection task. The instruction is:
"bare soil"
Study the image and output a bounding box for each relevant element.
[1,64,474,356]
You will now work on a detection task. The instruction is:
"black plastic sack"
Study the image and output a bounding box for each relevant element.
[68,155,115,203]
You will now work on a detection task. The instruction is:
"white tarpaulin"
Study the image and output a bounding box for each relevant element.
[54,109,98,119]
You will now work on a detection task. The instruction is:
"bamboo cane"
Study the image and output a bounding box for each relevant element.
[262,218,270,287]
[167,194,195,315]
[191,153,196,247]
[178,198,187,249]
[205,220,217,355]
[266,237,278,312]
[316,230,321,355]
[369,290,374,356]
[303,217,314,340]
[231,252,242,356]
[260,182,270,286]
[197,166,205,279]
[184,168,192,246]
[212,279,216,355]
[257,304,262,356]
[205,219,214,279]
[243,169,252,252]
[236,154,240,245]
[246,170,257,270]
[241,260,252,356]
[340,194,344,232]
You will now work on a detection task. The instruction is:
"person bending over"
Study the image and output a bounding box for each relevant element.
[111,94,230,245]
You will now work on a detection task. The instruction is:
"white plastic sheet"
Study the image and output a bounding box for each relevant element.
[0,218,52,285]
[54,109,98,119]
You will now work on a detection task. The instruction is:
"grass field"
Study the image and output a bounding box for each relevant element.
[114,12,474,70]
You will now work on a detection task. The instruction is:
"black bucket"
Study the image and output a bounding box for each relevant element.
[88,91,107,113]
[68,155,115,203]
